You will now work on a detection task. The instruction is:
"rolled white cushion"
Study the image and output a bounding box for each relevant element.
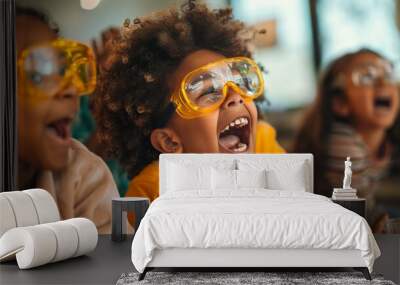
[23,189,60,223]
[0,218,98,269]
[42,221,79,262]
[0,226,57,269]
[0,192,39,227]
[0,196,17,237]
[63,218,98,257]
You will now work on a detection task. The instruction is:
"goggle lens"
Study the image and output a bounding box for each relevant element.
[230,60,262,95]
[19,39,96,99]
[23,46,65,95]
[183,58,263,109]
[352,62,397,86]
[184,71,225,108]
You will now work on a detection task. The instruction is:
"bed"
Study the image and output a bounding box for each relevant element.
[131,154,380,280]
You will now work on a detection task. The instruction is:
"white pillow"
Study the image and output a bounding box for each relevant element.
[266,164,306,191]
[167,163,212,191]
[236,169,267,189]
[212,168,237,190]
[237,159,308,192]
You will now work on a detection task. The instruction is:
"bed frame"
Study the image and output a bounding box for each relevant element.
[139,248,371,280]
[138,154,372,281]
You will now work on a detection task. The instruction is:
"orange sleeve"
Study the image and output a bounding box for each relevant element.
[255,120,286,154]
[125,161,160,201]
[125,161,159,226]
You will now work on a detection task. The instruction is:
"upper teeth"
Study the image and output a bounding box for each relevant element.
[221,117,248,133]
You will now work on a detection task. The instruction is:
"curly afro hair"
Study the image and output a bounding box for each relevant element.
[93,2,263,178]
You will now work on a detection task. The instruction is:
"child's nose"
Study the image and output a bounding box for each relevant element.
[55,86,80,111]
[55,86,79,100]
[372,76,383,87]
[221,90,244,109]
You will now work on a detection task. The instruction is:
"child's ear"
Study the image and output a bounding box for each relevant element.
[150,128,183,153]
[332,96,350,118]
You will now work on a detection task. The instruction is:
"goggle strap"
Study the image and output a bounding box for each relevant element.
[153,103,176,128]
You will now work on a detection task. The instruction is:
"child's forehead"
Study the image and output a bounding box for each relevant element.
[181,50,226,70]
[168,49,226,90]
[16,16,56,55]
[347,52,390,71]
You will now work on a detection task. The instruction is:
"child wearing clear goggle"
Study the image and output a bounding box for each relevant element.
[92,3,285,205]
[294,48,400,233]
[16,7,119,233]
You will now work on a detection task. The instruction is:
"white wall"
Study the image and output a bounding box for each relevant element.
[16,0,184,44]
[16,0,314,110]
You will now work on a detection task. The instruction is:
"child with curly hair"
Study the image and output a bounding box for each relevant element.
[93,3,285,202]
[293,48,400,232]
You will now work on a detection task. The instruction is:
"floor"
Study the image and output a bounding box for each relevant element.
[0,234,398,285]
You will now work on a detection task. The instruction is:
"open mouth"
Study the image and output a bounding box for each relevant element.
[218,116,251,153]
[374,96,392,109]
[47,117,73,140]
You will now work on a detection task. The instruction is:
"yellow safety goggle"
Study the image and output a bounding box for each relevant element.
[170,57,265,119]
[18,38,96,100]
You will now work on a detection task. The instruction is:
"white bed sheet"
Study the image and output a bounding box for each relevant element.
[131,190,380,273]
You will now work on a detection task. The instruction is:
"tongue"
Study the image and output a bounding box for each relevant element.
[219,134,240,150]
[52,120,69,139]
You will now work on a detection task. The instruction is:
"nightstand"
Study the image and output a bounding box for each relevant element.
[331,198,366,218]
[112,197,149,242]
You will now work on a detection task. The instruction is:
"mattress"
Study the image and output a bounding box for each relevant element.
[131,190,380,273]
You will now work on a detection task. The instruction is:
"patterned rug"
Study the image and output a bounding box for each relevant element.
[116,271,395,285]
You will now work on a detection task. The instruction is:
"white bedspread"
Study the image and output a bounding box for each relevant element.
[131,190,380,273]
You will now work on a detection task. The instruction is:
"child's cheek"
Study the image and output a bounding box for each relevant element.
[393,86,400,111]
[347,89,372,117]
[246,101,258,123]
[245,101,258,150]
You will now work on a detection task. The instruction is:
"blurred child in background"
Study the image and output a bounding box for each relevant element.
[294,48,400,232]
[16,7,119,233]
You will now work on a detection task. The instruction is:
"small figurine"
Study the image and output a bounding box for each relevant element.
[343,157,352,189]
[332,157,358,199]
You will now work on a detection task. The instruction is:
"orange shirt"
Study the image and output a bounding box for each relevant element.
[125,120,285,202]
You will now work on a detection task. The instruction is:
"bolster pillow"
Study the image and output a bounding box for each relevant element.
[0,189,60,237]
[0,218,98,269]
